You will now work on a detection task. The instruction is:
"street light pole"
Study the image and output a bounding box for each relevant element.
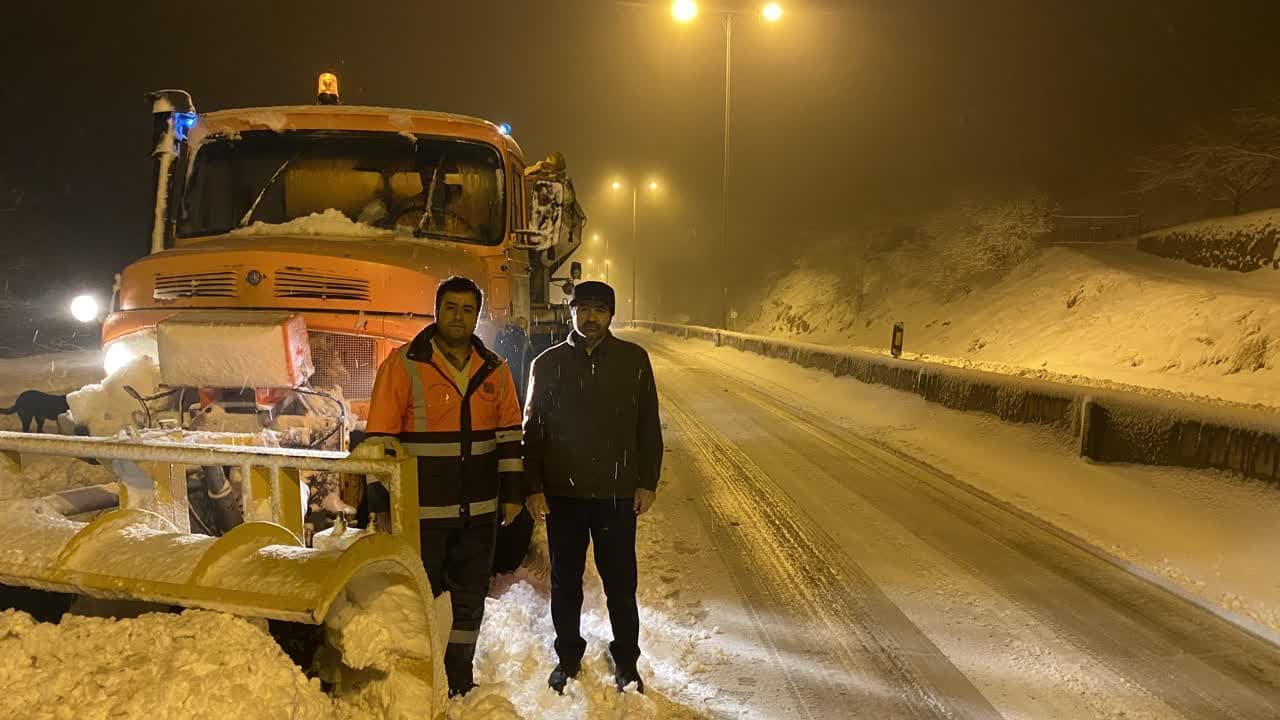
[631,184,639,322]
[720,13,733,329]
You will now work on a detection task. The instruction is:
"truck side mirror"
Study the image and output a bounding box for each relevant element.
[570,261,582,280]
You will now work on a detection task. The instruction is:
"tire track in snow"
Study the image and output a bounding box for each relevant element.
[662,392,1003,720]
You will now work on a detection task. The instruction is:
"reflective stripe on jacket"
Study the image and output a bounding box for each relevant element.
[365,324,523,526]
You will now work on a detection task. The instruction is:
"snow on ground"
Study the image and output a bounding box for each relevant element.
[0,609,335,720]
[0,457,115,500]
[639,330,1280,640]
[457,506,724,719]
[0,350,102,407]
[747,241,1280,407]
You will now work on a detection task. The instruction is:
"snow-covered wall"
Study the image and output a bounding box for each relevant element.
[632,321,1280,484]
[1138,208,1280,272]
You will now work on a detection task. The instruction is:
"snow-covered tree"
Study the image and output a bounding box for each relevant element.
[1132,107,1280,215]
[923,193,1053,296]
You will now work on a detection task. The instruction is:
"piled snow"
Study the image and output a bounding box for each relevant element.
[0,610,335,720]
[0,457,114,501]
[231,209,393,238]
[66,354,162,436]
[748,241,1280,407]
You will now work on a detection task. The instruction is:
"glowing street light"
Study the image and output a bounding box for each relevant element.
[671,0,698,24]
[668,2,785,328]
[70,295,100,323]
[610,177,664,322]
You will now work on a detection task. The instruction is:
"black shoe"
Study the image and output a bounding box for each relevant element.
[448,681,477,699]
[615,667,645,694]
[548,663,580,694]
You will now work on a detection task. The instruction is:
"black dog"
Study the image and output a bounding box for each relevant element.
[0,390,71,433]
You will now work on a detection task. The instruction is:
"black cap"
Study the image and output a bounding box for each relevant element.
[570,281,615,314]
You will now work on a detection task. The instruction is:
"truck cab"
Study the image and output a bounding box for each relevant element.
[105,80,585,420]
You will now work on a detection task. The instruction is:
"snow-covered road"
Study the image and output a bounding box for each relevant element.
[631,329,1280,719]
[4,337,1280,719]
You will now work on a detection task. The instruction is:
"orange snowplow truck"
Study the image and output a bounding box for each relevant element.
[105,77,585,421]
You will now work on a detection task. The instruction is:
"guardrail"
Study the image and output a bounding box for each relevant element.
[628,320,1280,483]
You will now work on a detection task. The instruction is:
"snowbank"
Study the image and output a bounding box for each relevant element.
[0,609,335,720]
[747,242,1280,407]
[0,457,114,501]
[1138,208,1280,272]
[231,209,393,239]
[66,355,162,436]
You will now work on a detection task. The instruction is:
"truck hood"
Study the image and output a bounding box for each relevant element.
[119,233,493,317]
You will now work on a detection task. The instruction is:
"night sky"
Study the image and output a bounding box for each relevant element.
[4,0,1280,315]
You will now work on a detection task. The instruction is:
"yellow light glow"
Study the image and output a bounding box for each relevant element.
[762,2,783,22]
[672,0,698,24]
[317,72,339,96]
[648,181,659,191]
[611,180,623,191]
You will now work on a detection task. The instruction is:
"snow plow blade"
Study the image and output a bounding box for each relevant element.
[0,431,446,719]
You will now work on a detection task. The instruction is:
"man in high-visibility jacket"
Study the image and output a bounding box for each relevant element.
[364,275,524,698]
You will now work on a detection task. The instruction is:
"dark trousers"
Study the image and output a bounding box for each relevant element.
[546,495,640,671]
[420,520,498,690]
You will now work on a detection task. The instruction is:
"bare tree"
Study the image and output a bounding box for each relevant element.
[1132,107,1280,215]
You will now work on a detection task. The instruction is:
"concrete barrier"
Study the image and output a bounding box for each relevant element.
[629,320,1280,484]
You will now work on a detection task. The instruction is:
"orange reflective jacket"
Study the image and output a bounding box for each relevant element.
[366,325,523,526]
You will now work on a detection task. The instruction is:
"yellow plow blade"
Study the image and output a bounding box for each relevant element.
[0,431,445,719]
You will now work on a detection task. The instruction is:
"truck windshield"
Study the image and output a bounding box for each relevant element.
[178,131,505,245]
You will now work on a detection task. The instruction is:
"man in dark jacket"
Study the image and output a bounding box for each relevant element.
[523,281,664,694]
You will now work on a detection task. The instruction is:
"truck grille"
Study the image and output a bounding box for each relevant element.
[153,271,238,300]
[308,332,377,401]
[274,270,371,302]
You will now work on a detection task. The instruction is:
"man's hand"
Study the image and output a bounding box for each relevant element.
[501,502,523,526]
[634,488,656,515]
[526,492,549,520]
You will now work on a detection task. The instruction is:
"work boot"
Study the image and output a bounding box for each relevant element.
[615,666,645,694]
[547,662,580,694]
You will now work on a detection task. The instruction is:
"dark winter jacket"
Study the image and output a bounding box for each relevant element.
[523,331,663,499]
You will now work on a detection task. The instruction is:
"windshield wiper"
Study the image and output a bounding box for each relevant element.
[237,151,301,228]
[415,155,447,235]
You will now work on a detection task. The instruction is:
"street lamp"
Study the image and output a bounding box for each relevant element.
[673,2,783,328]
[671,0,698,24]
[610,178,662,322]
